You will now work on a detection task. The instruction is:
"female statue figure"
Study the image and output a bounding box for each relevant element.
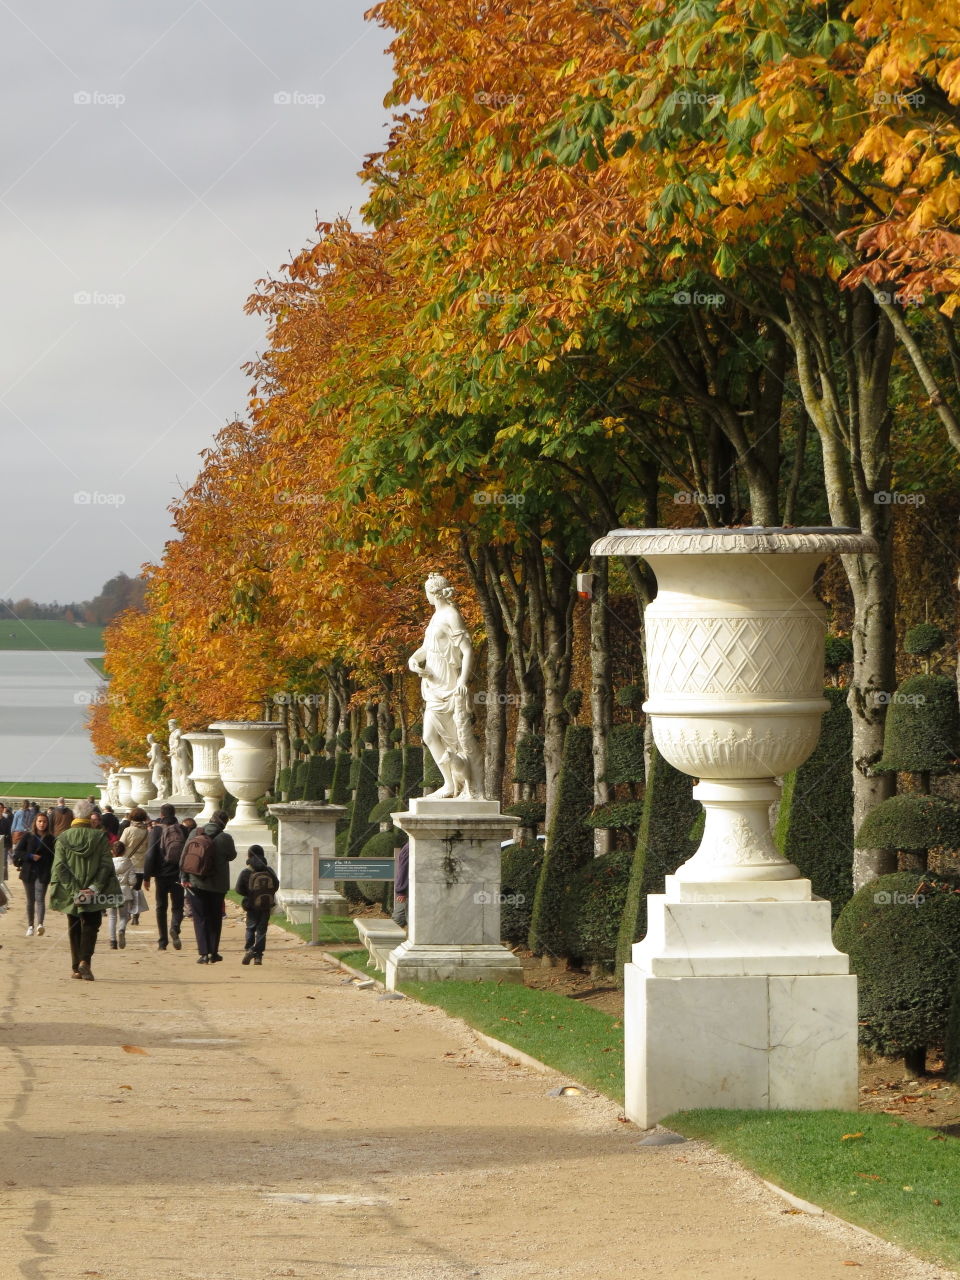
[407,573,486,799]
[147,733,170,800]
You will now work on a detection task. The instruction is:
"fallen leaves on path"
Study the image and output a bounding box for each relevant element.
[121,1045,147,1055]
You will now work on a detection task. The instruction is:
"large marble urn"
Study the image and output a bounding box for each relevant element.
[115,770,134,810]
[592,526,875,1127]
[208,721,282,825]
[125,767,156,808]
[184,731,225,823]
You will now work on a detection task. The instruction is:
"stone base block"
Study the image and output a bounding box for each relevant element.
[278,890,349,924]
[355,918,407,971]
[624,968,859,1129]
[144,799,203,822]
[225,819,276,858]
[386,940,524,989]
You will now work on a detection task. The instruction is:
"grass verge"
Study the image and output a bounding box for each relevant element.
[666,1109,960,1270]
[390,977,625,1100]
[226,891,359,947]
[338,949,383,981]
[0,783,98,799]
[0,620,104,651]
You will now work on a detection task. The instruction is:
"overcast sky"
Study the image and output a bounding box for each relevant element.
[0,0,394,604]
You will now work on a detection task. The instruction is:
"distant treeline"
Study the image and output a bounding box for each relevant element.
[0,573,146,627]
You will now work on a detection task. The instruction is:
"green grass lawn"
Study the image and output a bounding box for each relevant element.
[226,892,359,947]
[666,1110,960,1270]
[379,975,625,1099]
[338,949,383,980]
[0,620,104,651]
[86,656,106,675]
[0,783,98,798]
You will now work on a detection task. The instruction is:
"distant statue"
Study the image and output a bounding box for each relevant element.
[106,767,121,807]
[147,733,170,800]
[167,718,197,799]
[407,573,486,799]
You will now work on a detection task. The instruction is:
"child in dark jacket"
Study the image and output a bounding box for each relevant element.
[235,845,279,965]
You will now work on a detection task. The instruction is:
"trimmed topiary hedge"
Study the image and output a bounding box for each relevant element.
[616,745,699,980]
[504,801,547,827]
[400,745,423,804]
[423,745,442,793]
[369,796,399,824]
[605,724,646,787]
[346,749,379,857]
[834,871,960,1072]
[356,827,402,906]
[276,766,292,800]
[855,795,960,854]
[569,846,633,969]
[329,750,352,805]
[584,800,645,833]
[500,841,544,944]
[876,674,960,774]
[774,686,854,920]
[513,732,546,786]
[528,724,594,959]
[378,747,403,789]
[302,754,330,802]
[290,759,309,801]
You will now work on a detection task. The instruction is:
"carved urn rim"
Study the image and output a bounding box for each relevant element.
[591,526,878,557]
[208,720,285,732]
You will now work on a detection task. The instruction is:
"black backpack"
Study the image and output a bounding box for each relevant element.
[161,823,187,866]
[244,866,276,913]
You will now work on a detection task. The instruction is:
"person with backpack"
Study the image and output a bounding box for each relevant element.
[106,840,135,949]
[143,804,186,951]
[235,845,279,966]
[179,810,236,964]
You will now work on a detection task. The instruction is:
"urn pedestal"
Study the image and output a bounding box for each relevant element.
[592,527,874,1127]
[209,721,282,854]
[184,731,226,824]
[268,801,349,922]
[386,798,523,989]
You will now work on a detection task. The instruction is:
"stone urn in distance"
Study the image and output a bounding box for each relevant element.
[208,721,283,826]
[184,731,226,823]
[125,767,156,808]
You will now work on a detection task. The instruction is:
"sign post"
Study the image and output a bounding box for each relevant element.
[308,843,320,947]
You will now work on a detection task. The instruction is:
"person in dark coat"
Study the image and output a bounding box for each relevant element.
[235,844,279,965]
[143,803,187,951]
[179,810,236,964]
[391,840,410,929]
[49,799,122,981]
[14,811,57,936]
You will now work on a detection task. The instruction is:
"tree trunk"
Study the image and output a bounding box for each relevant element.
[590,556,612,856]
[461,536,509,802]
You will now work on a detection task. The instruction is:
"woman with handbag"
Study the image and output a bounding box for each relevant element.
[121,808,150,925]
[14,811,56,936]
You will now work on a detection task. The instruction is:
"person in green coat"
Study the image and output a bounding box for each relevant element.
[49,798,122,981]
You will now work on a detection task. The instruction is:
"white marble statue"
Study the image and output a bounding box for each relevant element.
[407,573,486,799]
[105,767,121,808]
[167,718,197,799]
[147,733,170,800]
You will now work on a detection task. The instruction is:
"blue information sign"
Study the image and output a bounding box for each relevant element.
[318,858,395,881]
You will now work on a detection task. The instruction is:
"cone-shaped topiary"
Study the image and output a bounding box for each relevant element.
[292,737,310,756]
[569,847,633,969]
[504,801,546,827]
[875,675,960,775]
[390,727,403,743]
[369,796,400,823]
[400,745,423,804]
[346,749,379,857]
[563,689,583,721]
[362,725,378,746]
[290,759,309,801]
[824,634,854,674]
[349,756,361,790]
[513,733,546,786]
[329,750,352,805]
[604,724,646,786]
[855,795,960,853]
[615,684,644,713]
[500,841,544,944]
[615,745,699,980]
[302,755,330,802]
[276,766,292,799]
[775,687,854,921]
[528,724,594,959]
[336,731,351,750]
[309,733,326,754]
[584,800,645,832]
[423,744,442,793]
[378,748,403,790]
[834,871,960,1072]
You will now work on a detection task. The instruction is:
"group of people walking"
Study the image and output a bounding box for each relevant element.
[0,797,279,980]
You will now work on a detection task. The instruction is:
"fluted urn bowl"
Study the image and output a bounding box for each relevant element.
[208,721,283,825]
[184,731,225,823]
[115,770,134,810]
[591,527,876,885]
[126,767,156,807]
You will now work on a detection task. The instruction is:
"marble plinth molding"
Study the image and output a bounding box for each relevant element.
[143,798,203,823]
[184,731,225,823]
[209,720,282,854]
[386,797,523,989]
[592,526,875,1126]
[268,801,348,922]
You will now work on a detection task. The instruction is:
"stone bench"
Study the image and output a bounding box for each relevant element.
[354,918,406,972]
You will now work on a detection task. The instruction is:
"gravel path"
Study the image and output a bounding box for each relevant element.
[0,890,953,1279]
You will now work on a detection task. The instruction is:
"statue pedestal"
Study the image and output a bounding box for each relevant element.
[144,796,203,823]
[624,876,858,1127]
[386,798,523,989]
[269,802,349,922]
